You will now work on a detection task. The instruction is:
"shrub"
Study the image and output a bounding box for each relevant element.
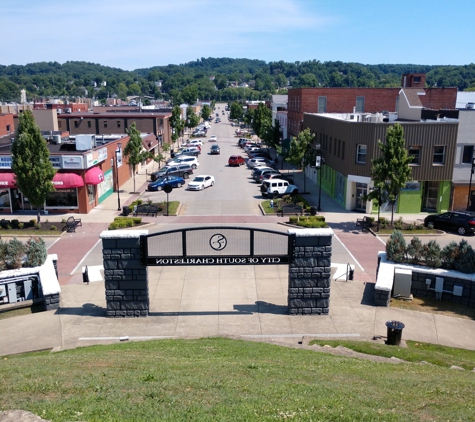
[288,215,327,228]
[415,224,424,230]
[61,218,66,224]
[24,237,47,267]
[50,225,57,231]
[3,238,25,269]
[28,219,36,227]
[406,236,423,264]
[454,240,475,273]
[386,230,406,262]
[441,241,459,269]
[114,216,142,225]
[18,222,24,229]
[109,217,136,230]
[11,219,19,229]
[394,217,404,231]
[423,240,441,268]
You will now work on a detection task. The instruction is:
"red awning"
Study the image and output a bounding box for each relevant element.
[85,167,104,185]
[0,172,17,188]
[52,173,84,189]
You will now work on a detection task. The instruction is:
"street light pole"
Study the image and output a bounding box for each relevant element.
[466,157,475,211]
[115,143,122,211]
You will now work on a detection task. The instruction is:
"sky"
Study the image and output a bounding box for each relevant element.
[2,0,474,71]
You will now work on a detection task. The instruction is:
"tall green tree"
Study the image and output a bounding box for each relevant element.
[186,107,200,130]
[124,123,150,193]
[251,103,272,139]
[368,123,413,224]
[230,101,243,120]
[263,119,283,150]
[201,104,212,121]
[169,105,184,146]
[287,128,317,194]
[11,110,56,223]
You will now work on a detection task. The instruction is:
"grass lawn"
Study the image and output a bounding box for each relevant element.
[1,338,475,421]
[390,295,475,320]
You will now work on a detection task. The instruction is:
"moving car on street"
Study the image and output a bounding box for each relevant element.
[210,145,220,155]
[187,175,215,191]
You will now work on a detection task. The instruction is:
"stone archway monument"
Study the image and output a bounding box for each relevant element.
[100,227,334,318]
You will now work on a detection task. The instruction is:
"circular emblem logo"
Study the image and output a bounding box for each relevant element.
[209,234,227,251]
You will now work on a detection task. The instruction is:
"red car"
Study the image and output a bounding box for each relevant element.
[228,155,245,167]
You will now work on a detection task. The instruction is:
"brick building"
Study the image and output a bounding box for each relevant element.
[0,114,14,140]
[288,73,457,138]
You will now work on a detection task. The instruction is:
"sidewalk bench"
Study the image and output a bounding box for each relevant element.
[279,204,303,217]
[356,216,373,231]
[133,204,159,217]
[64,216,82,233]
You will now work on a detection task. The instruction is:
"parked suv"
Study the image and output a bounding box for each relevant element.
[168,156,199,169]
[424,211,475,235]
[261,179,299,198]
[251,167,274,181]
[151,164,193,181]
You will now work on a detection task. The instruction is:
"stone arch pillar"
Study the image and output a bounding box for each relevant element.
[101,230,149,318]
[287,228,334,315]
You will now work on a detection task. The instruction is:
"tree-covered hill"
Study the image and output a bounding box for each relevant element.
[1,58,474,104]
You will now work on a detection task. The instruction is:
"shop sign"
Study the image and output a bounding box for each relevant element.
[50,156,61,169]
[85,148,108,168]
[62,156,84,169]
[0,156,12,169]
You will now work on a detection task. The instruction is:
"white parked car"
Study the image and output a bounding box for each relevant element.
[209,135,217,142]
[247,157,272,169]
[187,139,203,146]
[187,175,215,190]
[169,156,199,169]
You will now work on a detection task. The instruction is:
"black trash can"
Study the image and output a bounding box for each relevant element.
[310,206,317,216]
[386,320,405,346]
[122,206,130,216]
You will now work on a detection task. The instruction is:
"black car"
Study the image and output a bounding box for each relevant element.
[424,211,475,235]
[151,164,193,181]
[210,145,220,155]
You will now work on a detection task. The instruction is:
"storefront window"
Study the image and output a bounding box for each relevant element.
[0,190,11,208]
[46,188,78,207]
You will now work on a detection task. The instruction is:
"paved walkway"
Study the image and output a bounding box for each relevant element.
[1,158,475,357]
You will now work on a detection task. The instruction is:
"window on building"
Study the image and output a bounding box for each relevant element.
[87,121,91,128]
[46,188,78,207]
[356,144,367,163]
[337,139,341,158]
[74,121,78,128]
[433,146,445,164]
[356,96,365,113]
[318,96,327,113]
[117,121,121,128]
[413,76,421,83]
[104,121,108,128]
[342,141,345,160]
[58,121,62,128]
[408,146,421,165]
[462,145,474,164]
[6,125,11,132]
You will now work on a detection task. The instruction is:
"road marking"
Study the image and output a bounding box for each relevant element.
[332,232,364,271]
[70,239,102,275]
